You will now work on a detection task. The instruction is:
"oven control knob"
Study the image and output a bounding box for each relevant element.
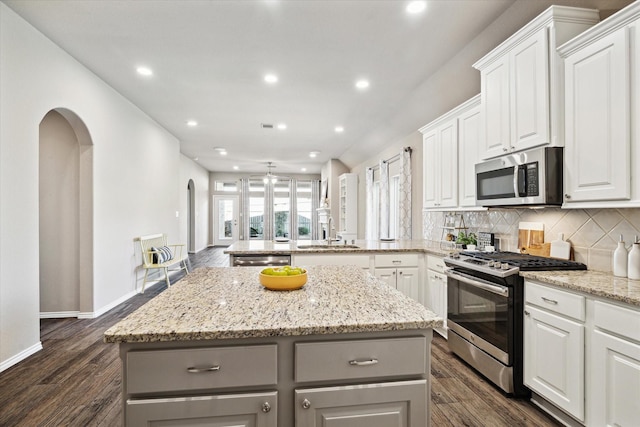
[501,263,510,270]
[487,261,494,267]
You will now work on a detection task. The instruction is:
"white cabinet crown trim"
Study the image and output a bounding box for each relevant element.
[474,5,600,70]
[558,2,640,57]
[418,94,480,134]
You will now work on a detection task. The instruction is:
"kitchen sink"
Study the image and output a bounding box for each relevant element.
[296,244,361,249]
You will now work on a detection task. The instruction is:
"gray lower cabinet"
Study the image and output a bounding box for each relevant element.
[119,331,432,427]
[127,391,277,426]
[295,380,427,427]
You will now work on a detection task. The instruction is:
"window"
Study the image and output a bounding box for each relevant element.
[296,181,313,240]
[248,179,265,239]
[214,180,239,192]
[273,181,291,238]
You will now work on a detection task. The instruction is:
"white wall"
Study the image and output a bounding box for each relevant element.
[0,4,189,371]
[180,154,210,252]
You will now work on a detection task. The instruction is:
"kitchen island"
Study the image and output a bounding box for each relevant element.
[104,265,441,426]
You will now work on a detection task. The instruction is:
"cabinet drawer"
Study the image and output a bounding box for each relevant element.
[127,344,277,394]
[427,255,445,273]
[594,301,640,342]
[295,337,426,383]
[374,253,419,268]
[525,281,585,321]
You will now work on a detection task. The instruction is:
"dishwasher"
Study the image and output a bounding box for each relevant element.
[230,254,291,267]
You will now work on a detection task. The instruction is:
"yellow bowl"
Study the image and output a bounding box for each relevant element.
[259,271,307,291]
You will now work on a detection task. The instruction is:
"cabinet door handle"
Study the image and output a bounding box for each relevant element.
[186,365,221,373]
[302,398,311,409]
[541,296,558,305]
[399,271,403,275]
[524,310,530,316]
[503,148,508,152]
[262,402,271,413]
[565,194,571,199]
[349,358,379,366]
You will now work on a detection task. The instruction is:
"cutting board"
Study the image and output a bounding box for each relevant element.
[550,233,571,260]
[518,222,545,255]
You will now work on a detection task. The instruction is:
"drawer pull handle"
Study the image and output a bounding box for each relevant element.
[349,358,379,366]
[392,260,401,265]
[262,402,271,413]
[186,365,221,373]
[541,297,558,305]
[302,398,311,409]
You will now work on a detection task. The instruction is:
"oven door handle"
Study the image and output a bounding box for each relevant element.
[445,269,510,297]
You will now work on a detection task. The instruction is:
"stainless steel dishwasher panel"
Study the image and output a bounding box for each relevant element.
[230,254,291,267]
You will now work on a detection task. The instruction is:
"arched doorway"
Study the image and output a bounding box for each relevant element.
[187,179,196,253]
[39,109,93,318]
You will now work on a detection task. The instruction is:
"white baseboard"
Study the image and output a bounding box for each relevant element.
[0,342,43,373]
[40,311,80,319]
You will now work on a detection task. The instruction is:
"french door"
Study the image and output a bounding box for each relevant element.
[213,195,239,246]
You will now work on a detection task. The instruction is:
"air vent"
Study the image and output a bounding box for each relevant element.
[261,123,274,129]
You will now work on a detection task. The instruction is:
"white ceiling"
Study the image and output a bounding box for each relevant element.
[4,0,515,175]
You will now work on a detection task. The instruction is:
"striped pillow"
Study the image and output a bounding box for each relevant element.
[151,246,174,264]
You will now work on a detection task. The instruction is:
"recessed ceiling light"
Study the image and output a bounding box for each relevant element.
[277,123,287,130]
[136,66,153,76]
[193,157,199,161]
[355,79,370,90]
[301,167,307,172]
[264,74,278,84]
[233,165,239,170]
[406,1,427,14]
[220,151,227,156]
[309,151,320,158]
[186,120,198,127]
[335,126,344,133]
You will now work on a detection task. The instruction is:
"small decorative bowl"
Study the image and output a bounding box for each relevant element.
[259,271,307,291]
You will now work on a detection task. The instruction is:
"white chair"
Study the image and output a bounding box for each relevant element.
[138,233,189,293]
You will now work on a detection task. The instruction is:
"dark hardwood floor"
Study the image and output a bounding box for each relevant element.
[0,247,559,426]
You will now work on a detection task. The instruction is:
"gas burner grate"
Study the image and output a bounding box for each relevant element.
[460,251,587,271]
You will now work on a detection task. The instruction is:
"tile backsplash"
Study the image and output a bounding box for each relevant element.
[423,208,640,272]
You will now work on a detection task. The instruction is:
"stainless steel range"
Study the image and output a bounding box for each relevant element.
[444,251,586,396]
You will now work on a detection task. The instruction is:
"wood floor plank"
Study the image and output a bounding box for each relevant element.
[0,246,561,426]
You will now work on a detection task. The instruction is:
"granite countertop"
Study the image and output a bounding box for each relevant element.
[520,270,640,307]
[224,239,450,256]
[104,265,442,344]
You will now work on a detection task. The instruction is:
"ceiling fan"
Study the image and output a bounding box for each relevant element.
[251,162,291,184]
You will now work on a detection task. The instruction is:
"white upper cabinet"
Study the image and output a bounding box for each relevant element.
[559,2,640,207]
[474,6,599,160]
[457,99,481,207]
[421,116,458,209]
[419,95,480,210]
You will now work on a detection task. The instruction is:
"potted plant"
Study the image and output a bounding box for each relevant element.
[456,231,477,249]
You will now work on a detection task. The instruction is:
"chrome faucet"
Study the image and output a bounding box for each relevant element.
[326,216,334,245]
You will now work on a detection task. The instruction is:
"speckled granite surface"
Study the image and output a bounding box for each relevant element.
[224,239,450,256]
[104,265,442,344]
[521,270,640,307]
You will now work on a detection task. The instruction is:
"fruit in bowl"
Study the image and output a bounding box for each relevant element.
[259,266,307,290]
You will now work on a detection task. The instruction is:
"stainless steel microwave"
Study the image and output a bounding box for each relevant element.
[475,147,563,207]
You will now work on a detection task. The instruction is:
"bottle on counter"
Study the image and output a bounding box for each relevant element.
[613,234,628,278]
[628,236,640,280]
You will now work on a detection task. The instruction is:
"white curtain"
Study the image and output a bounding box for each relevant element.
[365,168,375,240]
[399,147,412,239]
[379,160,389,239]
[311,180,321,240]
